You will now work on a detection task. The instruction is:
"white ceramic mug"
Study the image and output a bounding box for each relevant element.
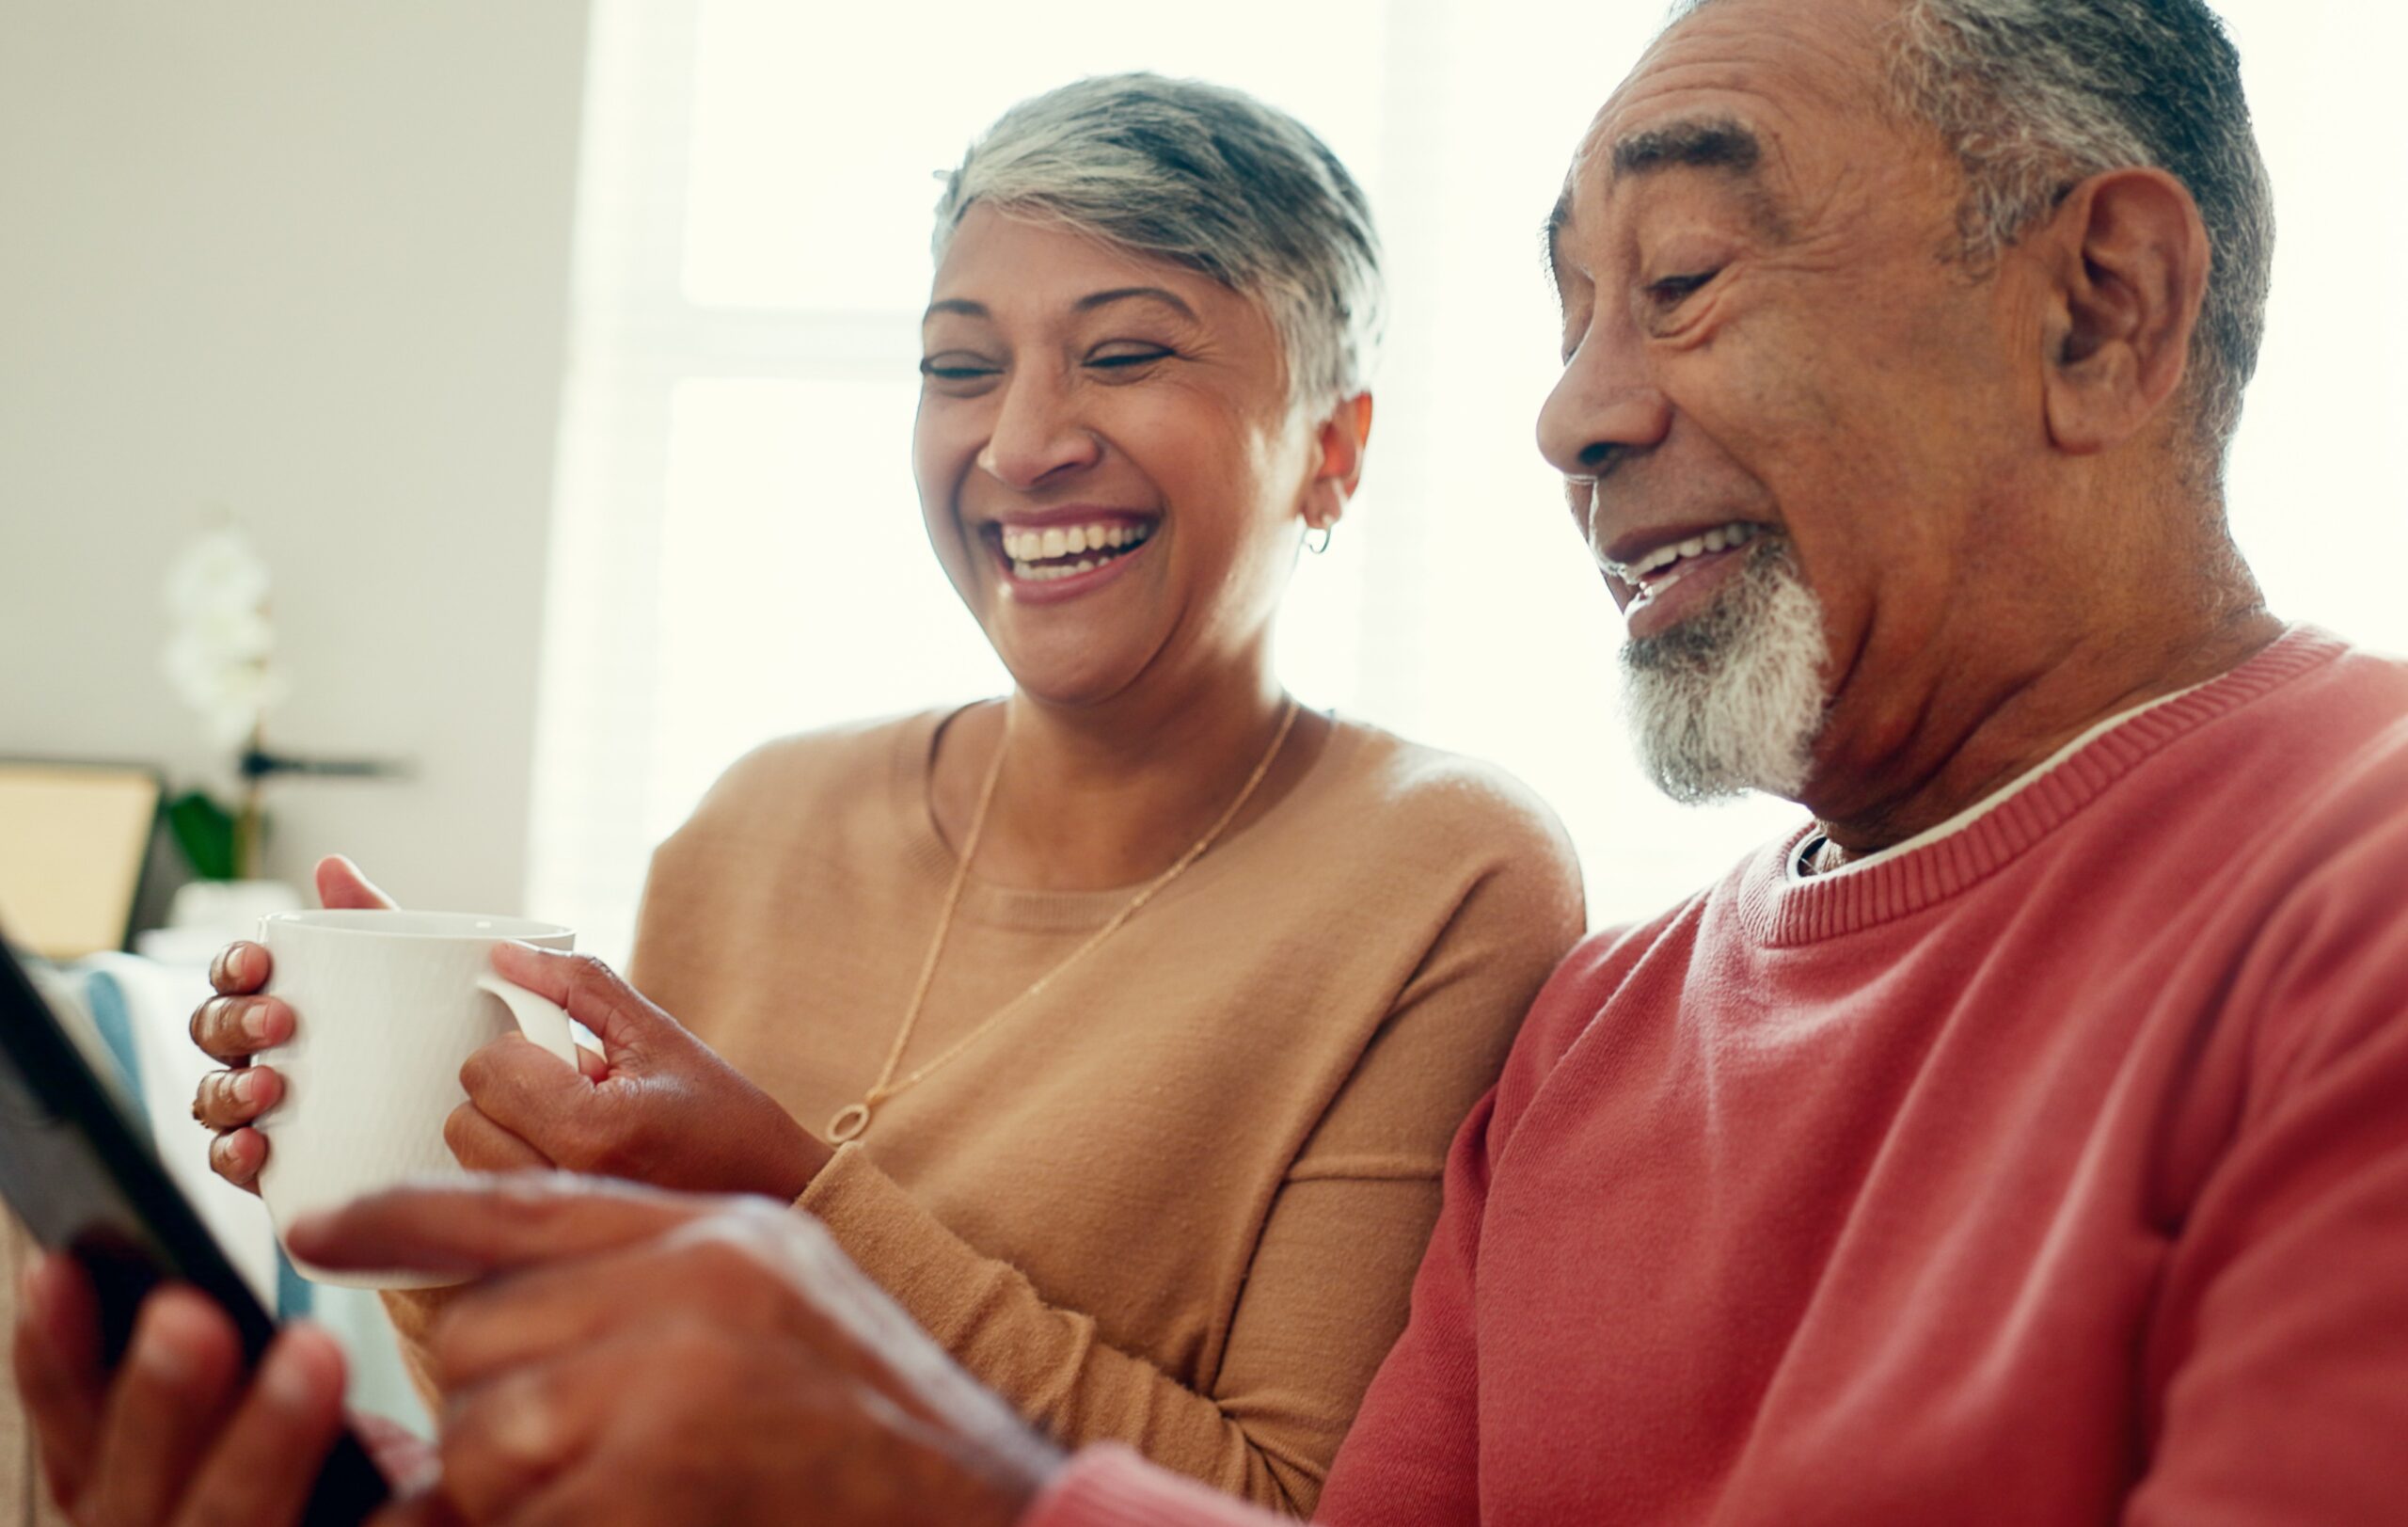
[253,909,579,1287]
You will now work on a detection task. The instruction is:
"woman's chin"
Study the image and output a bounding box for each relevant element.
[990,644,1156,712]
[976,581,1164,699]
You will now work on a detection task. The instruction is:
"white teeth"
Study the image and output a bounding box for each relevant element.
[1608,520,1763,583]
[998,519,1155,581]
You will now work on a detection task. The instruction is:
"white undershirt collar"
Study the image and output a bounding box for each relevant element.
[1788,676,2218,883]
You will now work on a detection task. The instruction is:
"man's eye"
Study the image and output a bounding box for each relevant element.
[918,356,999,381]
[1086,345,1172,370]
[1646,270,1720,306]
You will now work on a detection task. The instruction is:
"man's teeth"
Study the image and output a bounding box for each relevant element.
[1002,520,1154,579]
[1613,521,1761,583]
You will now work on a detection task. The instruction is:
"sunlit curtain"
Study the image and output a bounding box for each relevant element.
[529,0,2408,962]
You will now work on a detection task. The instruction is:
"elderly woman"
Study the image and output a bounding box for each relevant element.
[187,74,1582,1514]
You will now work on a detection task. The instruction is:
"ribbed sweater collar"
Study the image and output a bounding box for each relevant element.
[1738,627,2344,947]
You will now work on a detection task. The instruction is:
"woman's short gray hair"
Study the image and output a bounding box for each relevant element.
[933,73,1384,410]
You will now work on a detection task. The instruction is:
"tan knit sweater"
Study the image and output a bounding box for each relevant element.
[405,707,1584,1514]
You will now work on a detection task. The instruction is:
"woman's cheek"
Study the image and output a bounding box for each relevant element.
[911,423,980,566]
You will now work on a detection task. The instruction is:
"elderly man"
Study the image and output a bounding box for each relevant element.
[17,0,2408,1521]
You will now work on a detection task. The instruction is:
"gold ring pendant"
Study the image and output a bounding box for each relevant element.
[828,1103,872,1143]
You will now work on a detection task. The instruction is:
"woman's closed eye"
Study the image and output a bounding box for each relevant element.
[919,352,1002,384]
[1085,342,1175,373]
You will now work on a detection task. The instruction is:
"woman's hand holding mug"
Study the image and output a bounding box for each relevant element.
[191,855,830,1210]
[189,855,398,1192]
[445,941,833,1202]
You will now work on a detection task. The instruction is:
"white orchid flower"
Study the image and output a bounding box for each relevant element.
[165,527,273,618]
[161,525,283,748]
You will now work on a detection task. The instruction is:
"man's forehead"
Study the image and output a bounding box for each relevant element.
[1557,0,1890,229]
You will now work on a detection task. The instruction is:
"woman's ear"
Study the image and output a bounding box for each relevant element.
[1300,392,1375,530]
[2037,167,2210,456]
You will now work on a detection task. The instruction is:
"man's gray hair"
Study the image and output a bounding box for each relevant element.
[1674,0,2273,460]
[933,73,1384,410]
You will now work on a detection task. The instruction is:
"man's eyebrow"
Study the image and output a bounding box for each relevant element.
[924,298,987,321]
[1610,117,1765,182]
[1543,118,1779,290]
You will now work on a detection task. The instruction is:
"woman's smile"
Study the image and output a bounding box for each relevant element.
[987,511,1163,600]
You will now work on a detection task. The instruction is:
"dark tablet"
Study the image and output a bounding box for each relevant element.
[0,938,390,1524]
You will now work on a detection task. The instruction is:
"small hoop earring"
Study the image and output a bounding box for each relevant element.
[1303,523,1333,556]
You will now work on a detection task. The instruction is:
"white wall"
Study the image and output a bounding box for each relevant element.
[0,3,590,917]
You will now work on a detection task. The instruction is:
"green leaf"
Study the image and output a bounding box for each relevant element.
[165,790,238,881]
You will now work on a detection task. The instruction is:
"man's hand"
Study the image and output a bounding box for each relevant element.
[9,1250,450,1526]
[444,945,832,1202]
[291,1174,1062,1527]
[189,855,395,1192]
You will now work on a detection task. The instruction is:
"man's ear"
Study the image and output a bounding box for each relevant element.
[1300,391,1375,531]
[2038,167,2211,455]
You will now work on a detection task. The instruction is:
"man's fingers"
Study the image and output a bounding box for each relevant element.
[351,1409,442,1497]
[316,854,398,912]
[370,1496,468,1527]
[435,1327,767,1527]
[85,1288,244,1527]
[288,1174,723,1280]
[193,1066,282,1132]
[425,1235,764,1391]
[436,1344,626,1525]
[11,1253,103,1504]
[442,1102,557,1174]
[188,994,293,1063]
[169,1327,349,1527]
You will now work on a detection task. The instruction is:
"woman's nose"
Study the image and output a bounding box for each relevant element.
[977,369,1102,488]
[1535,327,1673,483]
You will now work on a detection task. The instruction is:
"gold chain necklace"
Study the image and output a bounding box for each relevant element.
[826,696,1302,1144]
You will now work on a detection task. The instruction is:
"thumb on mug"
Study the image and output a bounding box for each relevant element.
[486,942,671,1067]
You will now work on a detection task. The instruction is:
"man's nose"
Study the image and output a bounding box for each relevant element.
[977,369,1101,488]
[1536,327,1673,482]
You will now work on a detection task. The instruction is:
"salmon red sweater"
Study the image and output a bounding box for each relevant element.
[1027,628,2408,1525]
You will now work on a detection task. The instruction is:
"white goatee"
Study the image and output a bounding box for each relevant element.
[1621,535,1830,803]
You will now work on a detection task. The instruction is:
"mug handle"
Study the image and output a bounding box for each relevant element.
[472,973,580,1067]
